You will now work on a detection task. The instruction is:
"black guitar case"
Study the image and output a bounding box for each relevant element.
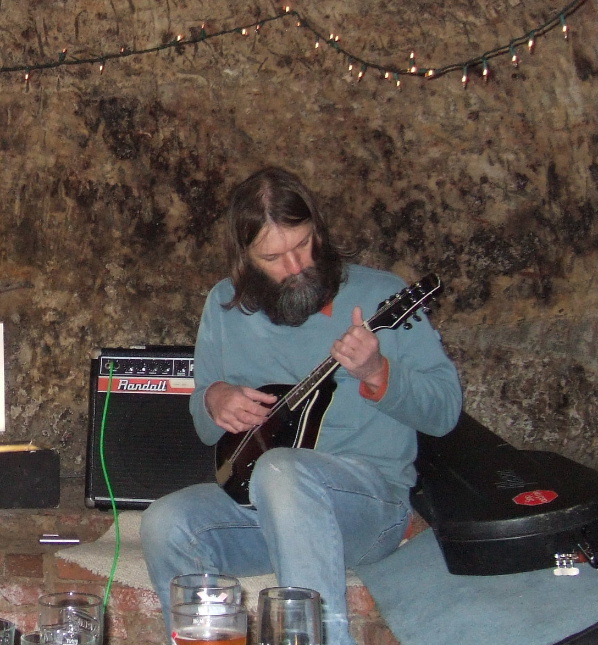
[411,411,598,576]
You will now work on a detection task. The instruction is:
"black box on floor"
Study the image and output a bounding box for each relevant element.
[0,448,60,508]
[412,412,598,575]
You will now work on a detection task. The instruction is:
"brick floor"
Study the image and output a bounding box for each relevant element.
[1,547,399,644]
[0,482,423,644]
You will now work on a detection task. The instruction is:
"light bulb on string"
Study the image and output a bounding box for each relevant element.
[482,58,490,82]
[357,64,366,81]
[284,5,291,13]
[461,65,469,87]
[99,59,105,74]
[58,48,67,63]
[560,14,569,39]
[425,69,435,78]
[314,36,320,49]
[394,72,401,89]
[24,69,31,87]
[509,43,519,67]
[527,30,536,53]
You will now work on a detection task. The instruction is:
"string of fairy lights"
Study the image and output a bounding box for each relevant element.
[0,0,589,89]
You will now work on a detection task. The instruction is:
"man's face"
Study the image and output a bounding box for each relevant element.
[247,222,315,284]
[242,219,342,327]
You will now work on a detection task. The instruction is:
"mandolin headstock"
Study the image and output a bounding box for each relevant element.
[369,273,443,332]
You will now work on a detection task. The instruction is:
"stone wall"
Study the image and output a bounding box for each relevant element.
[0,0,596,480]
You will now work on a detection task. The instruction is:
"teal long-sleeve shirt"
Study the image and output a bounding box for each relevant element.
[189,264,462,492]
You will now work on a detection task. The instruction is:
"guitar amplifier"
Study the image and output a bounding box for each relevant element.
[85,346,215,510]
[412,412,598,575]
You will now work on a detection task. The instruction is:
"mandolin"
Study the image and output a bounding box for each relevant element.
[215,273,443,506]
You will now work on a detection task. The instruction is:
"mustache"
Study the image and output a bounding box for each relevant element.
[280,266,317,288]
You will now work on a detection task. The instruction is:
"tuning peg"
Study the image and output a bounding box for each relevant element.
[403,322,413,330]
[412,313,422,322]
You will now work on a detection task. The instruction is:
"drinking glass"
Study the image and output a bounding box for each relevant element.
[171,573,242,607]
[0,619,14,645]
[170,602,247,644]
[256,587,322,645]
[38,591,103,645]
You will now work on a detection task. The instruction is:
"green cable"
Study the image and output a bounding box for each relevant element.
[99,360,121,611]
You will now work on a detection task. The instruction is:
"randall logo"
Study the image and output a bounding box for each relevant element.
[117,378,168,392]
[97,374,194,395]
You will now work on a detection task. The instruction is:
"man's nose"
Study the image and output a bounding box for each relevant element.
[284,252,303,275]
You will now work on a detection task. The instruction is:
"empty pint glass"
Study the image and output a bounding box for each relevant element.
[256,587,322,645]
[38,591,103,645]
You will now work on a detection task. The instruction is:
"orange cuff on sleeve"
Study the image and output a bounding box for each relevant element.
[359,357,390,402]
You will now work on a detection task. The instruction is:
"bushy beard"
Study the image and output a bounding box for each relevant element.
[244,253,343,326]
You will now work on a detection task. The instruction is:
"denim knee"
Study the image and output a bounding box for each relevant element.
[141,493,191,554]
[249,448,325,513]
[251,447,301,489]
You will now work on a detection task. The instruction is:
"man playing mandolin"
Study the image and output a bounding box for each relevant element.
[141,167,462,645]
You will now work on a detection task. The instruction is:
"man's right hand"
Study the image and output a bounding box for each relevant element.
[204,381,277,434]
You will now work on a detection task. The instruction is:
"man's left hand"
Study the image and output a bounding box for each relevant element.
[331,306,387,390]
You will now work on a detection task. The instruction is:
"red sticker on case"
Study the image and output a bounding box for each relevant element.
[513,490,558,506]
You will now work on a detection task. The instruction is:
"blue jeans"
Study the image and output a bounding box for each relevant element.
[141,447,411,645]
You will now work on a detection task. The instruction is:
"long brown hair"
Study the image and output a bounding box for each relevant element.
[224,167,349,312]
